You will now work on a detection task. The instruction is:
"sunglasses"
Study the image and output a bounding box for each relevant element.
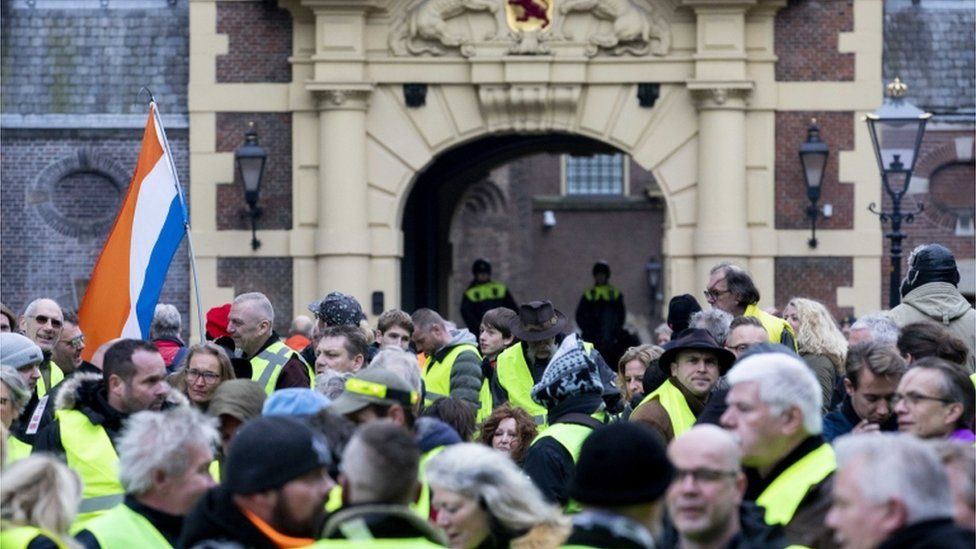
[29,314,63,330]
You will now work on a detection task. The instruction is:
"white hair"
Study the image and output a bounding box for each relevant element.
[690,309,734,346]
[726,353,823,434]
[368,348,423,395]
[849,313,899,346]
[21,298,62,320]
[117,407,218,496]
[233,292,275,324]
[151,303,182,339]
[834,433,953,524]
[0,365,31,416]
[426,443,568,533]
[0,455,82,540]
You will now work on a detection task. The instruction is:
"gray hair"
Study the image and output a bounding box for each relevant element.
[849,313,899,346]
[0,365,31,417]
[117,407,218,496]
[151,303,182,339]
[0,455,82,537]
[426,443,568,533]
[340,422,419,505]
[726,353,822,434]
[232,292,275,324]
[368,348,423,395]
[834,433,953,524]
[21,298,62,321]
[690,309,733,346]
[933,441,975,519]
[315,369,351,400]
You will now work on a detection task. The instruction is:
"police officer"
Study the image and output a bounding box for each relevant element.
[460,259,517,336]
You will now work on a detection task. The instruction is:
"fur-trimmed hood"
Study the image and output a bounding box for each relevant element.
[54,371,190,414]
[511,522,571,549]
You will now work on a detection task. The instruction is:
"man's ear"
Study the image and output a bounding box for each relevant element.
[944,402,963,428]
[843,377,855,397]
[389,404,407,428]
[779,406,805,437]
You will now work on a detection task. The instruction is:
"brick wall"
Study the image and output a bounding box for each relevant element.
[215,113,292,230]
[216,0,292,84]
[775,0,854,82]
[775,111,854,230]
[0,129,191,331]
[877,129,976,308]
[217,257,293,335]
[775,257,854,320]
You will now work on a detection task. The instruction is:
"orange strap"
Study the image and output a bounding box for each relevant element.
[241,507,315,548]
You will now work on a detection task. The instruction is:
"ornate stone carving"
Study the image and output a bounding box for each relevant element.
[308,86,373,111]
[388,0,502,57]
[558,0,671,57]
[477,83,582,131]
[509,29,553,54]
[687,82,753,109]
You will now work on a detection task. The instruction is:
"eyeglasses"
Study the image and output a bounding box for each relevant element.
[64,335,85,350]
[725,343,752,354]
[673,467,738,484]
[186,369,221,383]
[891,391,954,407]
[703,288,731,301]
[29,315,63,329]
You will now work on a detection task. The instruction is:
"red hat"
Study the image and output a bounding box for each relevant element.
[206,303,232,340]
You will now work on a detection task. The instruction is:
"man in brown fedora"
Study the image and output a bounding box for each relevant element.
[491,300,618,426]
[630,328,735,442]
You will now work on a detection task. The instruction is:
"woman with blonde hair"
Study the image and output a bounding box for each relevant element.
[427,443,569,548]
[782,297,848,411]
[0,455,82,548]
[0,365,32,463]
[167,342,236,411]
[616,344,664,405]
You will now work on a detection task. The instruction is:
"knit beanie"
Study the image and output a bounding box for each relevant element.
[530,334,603,409]
[901,243,961,297]
[205,304,232,340]
[0,333,43,369]
[570,422,674,506]
[308,292,366,327]
[224,415,331,494]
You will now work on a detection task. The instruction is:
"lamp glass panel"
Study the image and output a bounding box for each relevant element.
[801,152,828,188]
[876,118,923,171]
[239,157,265,193]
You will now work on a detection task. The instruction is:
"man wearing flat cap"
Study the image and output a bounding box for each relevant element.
[181,415,334,548]
[630,328,735,442]
[491,300,619,426]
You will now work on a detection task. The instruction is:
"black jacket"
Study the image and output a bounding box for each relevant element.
[178,486,278,549]
[32,374,129,457]
[877,518,975,549]
[565,509,656,549]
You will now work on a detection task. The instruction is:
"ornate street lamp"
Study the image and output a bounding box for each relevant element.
[799,119,829,248]
[865,78,932,306]
[235,122,267,251]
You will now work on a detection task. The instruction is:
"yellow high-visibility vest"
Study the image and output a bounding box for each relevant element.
[757,443,836,526]
[56,409,124,531]
[250,340,314,394]
[632,379,697,439]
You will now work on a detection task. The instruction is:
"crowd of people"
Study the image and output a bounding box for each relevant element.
[0,242,974,549]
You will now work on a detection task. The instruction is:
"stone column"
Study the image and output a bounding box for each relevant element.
[311,87,373,303]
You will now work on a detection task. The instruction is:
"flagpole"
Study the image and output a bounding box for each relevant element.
[144,90,206,344]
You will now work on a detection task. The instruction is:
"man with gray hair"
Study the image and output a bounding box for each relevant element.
[720,353,835,548]
[847,313,900,346]
[689,309,733,347]
[704,263,796,350]
[19,298,65,398]
[227,292,312,394]
[76,407,218,548]
[321,422,445,544]
[150,303,186,371]
[826,433,974,548]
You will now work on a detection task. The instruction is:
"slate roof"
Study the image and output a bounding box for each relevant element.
[884,1,976,117]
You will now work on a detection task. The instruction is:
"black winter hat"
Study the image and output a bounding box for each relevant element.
[570,422,674,506]
[472,258,492,275]
[592,261,611,277]
[901,244,961,297]
[224,416,331,494]
[667,294,702,334]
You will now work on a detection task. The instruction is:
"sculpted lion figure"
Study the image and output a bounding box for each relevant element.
[390,0,501,56]
[559,0,671,56]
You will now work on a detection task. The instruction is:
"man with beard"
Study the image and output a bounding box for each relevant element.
[51,310,85,377]
[181,415,334,548]
[33,339,172,528]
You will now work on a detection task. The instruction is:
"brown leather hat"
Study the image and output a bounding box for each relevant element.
[509,300,568,342]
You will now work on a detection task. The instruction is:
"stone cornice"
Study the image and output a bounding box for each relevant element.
[687,80,753,109]
[306,83,373,111]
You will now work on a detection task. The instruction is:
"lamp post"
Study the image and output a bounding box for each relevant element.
[799,119,829,248]
[865,78,931,307]
[235,122,267,251]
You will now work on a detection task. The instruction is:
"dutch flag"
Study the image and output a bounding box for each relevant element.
[79,103,187,361]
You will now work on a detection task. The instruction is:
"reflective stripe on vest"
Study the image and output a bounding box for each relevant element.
[6,435,31,463]
[84,503,172,548]
[475,379,493,424]
[757,443,836,526]
[584,284,621,302]
[496,342,596,429]
[531,419,599,514]
[250,341,313,394]
[38,360,65,398]
[0,523,71,549]
[744,304,796,350]
[422,344,480,407]
[56,409,124,529]
[632,379,697,439]
[464,282,507,303]
[410,445,446,520]
[326,484,344,513]
[209,459,221,484]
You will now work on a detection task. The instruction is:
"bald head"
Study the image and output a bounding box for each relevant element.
[290,315,314,338]
[669,424,741,472]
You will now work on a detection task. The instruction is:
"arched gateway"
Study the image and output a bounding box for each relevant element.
[188,0,885,337]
